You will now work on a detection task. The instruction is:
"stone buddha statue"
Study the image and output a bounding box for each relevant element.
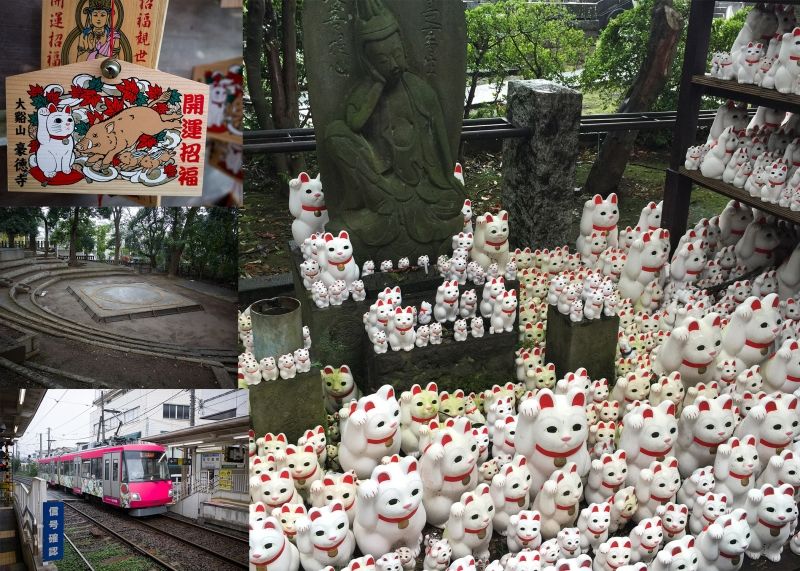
[323,0,466,262]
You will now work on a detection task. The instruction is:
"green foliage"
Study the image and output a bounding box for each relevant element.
[465,0,591,110]
[51,211,95,254]
[94,223,111,261]
[709,6,751,56]
[582,1,750,113]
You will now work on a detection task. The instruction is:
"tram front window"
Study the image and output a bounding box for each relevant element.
[123,451,170,482]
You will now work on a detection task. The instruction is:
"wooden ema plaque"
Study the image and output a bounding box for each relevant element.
[41,0,168,70]
[6,59,209,196]
[208,140,242,180]
[191,58,243,145]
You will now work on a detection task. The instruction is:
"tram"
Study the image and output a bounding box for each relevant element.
[38,443,173,516]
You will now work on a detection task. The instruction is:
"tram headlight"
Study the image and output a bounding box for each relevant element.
[168,489,174,497]
[131,492,141,501]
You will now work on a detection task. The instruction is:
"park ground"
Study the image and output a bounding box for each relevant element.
[239,145,728,279]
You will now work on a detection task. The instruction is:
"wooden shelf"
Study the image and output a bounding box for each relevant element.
[679,167,800,225]
[692,75,800,112]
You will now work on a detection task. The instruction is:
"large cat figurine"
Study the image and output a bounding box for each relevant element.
[489,454,531,536]
[674,395,736,478]
[471,211,510,270]
[289,172,329,244]
[339,385,401,479]
[652,314,722,387]
[250,516,300,571]
[695,509,751,571]
[577,194,620,256]
[618,401,678,485]
[734,392,799,467]
[420,418,479,527]
[713,435,760,508]
[531,462,584,540]
[319,231,360,288]
[743,483,797,561]
[443,484,495,561]
[515,389,590,494]
[295,501,355,570]
[354,455,426,559]
[634,458,681,521]
[35,103,76,179]
[309,470,358,525]
[719,294,781,372]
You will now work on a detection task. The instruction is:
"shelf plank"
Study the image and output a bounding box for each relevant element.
[679,167,800,225]
[692,75,800,112]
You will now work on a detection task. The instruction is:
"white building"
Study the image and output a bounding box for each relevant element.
[88,389,249,445]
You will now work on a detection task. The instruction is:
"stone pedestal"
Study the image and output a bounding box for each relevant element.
[545,305,618,382]
[289,243,519,392]
[502,80,582,249]
[249,369,327,443]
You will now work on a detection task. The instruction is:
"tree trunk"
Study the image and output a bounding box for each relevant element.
[43,222,49,259]
[584,0,683,197]
[68,208,79,267]
[29,231,37,253]
[112,207,122,264]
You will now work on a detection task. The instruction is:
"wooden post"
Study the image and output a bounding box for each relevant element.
[662,0,715,252]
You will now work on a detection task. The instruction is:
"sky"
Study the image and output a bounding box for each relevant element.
[15,389,197,458]
[16,390,98,458]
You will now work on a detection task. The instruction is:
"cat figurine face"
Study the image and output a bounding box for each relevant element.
[656,537,699,571]
[250,501,271,529]
[700,509,751,564]
[310,471,357,514]
[691,492,728,534]
[656,502,688,541]
[587,450,628,504]
[256,468,298,509]
[439,390,466,419]
[300,501,352,565]
[597,537,632,571]
[583,193,620,232]
[283,444,321,488]
[299,425,326,459]
[273,502,307,540]
[260,432,288,459]
[322,365,356,406]
[323,231,354,266]
[250,516,298,569]
[739,394,799,459]
[403,382,440,423]
[619,401,677,481]
[375,552,403,571]
[452,232,474,251]
[424,536,453,570]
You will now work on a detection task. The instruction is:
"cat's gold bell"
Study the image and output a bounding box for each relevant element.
[101,58,122,79]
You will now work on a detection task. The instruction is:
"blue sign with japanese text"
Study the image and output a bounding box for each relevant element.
[42,500,64,561]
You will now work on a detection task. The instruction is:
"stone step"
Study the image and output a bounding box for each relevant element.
[0,261,67,280]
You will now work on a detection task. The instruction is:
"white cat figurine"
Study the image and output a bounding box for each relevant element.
[743,483,797,561]
[531,462,584,540]
[295,501,355,570]
[443,483,494,560]
[320,231,360,288]
[507,510,542,553]
[339,385,401,479]
[695,509,751,571]
[489,454,532,536]
[250,516,300,571]
[35,103,76,180]
[289,172,329,244]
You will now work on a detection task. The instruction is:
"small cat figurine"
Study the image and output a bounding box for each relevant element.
[35,103,75,179]
[295,501,355,570]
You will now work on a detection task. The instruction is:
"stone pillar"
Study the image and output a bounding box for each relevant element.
[502,80,582,249]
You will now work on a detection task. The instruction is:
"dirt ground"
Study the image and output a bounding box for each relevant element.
[240,147,729,279]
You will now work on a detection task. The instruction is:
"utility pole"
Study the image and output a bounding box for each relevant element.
[190,389,196,427]
[47,427,53,455]
[39,433,42,458]
[100,390,106,442]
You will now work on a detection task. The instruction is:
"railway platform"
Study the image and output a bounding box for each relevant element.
[0,501,26,571]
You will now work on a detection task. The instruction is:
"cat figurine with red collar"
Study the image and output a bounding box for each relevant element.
[443,483,495,560]
[490,454,532,536]
[471,211,510,270]
[655,503,688,544]
[555,527,582,560]
[577,501,612,554]
[593,537,632,571]
[295,501,355,570]
[491,415,518,463]
[387,306,416,351]
[720,294,781,372]
[531,462,584,540]
[676,466,716,511]
[320,231,360,288]
[354,455,426,559]
[309,471,358,524]
[629,517,664,563]
[399,382,440,455]
[481,277,507,319]
[507,510,542,553]
[713,435,760,508]
[652,314,723,387]
[490,289,518,334]
[756,449,800,495]
[744,483,797,561]
[289,172,329,245]
[634,457,681,522]
[254,468,301,509]
[435,280,461,323]
[269,503,305,543]
[586,450,628,504]
[578,194,620,257]
[619,229,671,306]
[298,425,327,466]
[734,392,799,467]
[689,492,729,535]
[421,418,479,527]
[650,536,699,571]
[250,515,300,571]
[515,389,590,494]
[339,385,401,479]
[618,401,678,485]
[674,395,736,478]
[322,365,359,415]
[283,444,322,501]
[695,508,751,571]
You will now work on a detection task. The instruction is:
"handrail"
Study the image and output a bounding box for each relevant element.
[13,477,46,565]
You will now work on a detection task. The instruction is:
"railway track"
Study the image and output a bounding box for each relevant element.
[65,500,247,570]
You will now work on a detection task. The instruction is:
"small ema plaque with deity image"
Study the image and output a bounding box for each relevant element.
[303,0,468,264]
[41,0,169,69]
[192,58,244,145]
[6,59,209,195]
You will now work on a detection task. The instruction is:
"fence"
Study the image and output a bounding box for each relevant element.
[13,477,46,565]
